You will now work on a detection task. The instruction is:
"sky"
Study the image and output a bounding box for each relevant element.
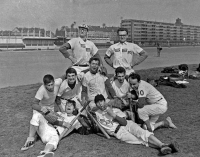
[0,0,200,32]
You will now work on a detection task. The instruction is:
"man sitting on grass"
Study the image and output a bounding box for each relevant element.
[94,94,179,156]
[21,74,63,151]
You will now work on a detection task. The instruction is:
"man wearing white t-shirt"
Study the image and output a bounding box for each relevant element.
[104,28,148,75]
[128,73,177,132]
[21,74,63,152]
[81,57,116,110]
[59,24,103,74]
[111,67,129,98]
[56,67,82,112]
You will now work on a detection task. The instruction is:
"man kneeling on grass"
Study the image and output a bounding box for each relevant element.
[26,99,82,157]
[94,94,179,156]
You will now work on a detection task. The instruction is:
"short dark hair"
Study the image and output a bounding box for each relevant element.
[66,99,76,108]
[94,94,105,104]
[66,67,77,76]
[89,57,100,65]
[128,73,141,82]
[115,67,126,76]
[43,74,54,85]
[117,28,128,35]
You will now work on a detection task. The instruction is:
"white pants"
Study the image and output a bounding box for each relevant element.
[125,68,135,75]
[30,110,59,150]
[115,120,153,146]
[71,66,89,74]
[138,98,168,131]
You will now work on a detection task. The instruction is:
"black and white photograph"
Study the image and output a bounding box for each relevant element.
[1,0,200,156]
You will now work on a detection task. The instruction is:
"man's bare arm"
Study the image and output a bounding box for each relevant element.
[93,51,103,66]
[104,55,113,68]
[55,96,64,112]
[132,50,148,67]
[59,43,77,64]
[31,98,49,114]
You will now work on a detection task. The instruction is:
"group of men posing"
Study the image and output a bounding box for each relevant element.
[21,24,178,157]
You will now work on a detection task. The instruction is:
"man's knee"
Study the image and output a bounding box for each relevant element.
[46,136,59,151]
[30,110,43,126]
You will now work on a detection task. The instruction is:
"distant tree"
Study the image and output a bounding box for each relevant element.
[102,23,106,28]
[71,22,76,28]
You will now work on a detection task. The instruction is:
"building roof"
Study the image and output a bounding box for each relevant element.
[122,19,200,28]
[88,25,119,32]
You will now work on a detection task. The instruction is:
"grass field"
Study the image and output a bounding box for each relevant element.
[1,64,200,157]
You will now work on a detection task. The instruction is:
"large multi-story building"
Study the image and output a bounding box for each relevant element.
[121,18,200,46]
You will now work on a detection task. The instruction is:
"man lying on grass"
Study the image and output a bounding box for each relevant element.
[25,99,82,157]
[94,94,179,156]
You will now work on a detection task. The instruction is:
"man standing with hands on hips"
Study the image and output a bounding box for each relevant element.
[59,24,103,74]
[104,28,148,75]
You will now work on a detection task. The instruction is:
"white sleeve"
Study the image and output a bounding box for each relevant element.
[105,46,114,57]
[68,38,76,49]
[35,86,44,101]
[132,44,143,54]
[57,81,66,97]
[81,74,88,87]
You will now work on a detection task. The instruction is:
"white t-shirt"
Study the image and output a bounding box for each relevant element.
[137,80,164,104]
[105,42,143,69]
[57,79,81,99]
[95,108,126,135]
[35,78,62,109]
[82,71,108,101]
[68,37,98,65]
[112,79,129,98]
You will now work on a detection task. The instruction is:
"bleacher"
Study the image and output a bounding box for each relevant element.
[0,38,25,49]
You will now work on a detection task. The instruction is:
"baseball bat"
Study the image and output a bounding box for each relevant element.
[129,98,135,121]
[86,109,110,139]
[59,101,89,140]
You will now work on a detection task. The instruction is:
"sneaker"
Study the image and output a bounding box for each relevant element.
[166,117,177,129]
[160,146,172,155]
[21,137,35,151]
[37,151,54,157]
[168,141,179,153]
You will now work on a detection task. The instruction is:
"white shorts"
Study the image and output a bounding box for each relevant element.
[138,98,167,130]
[30,110,59,150]
[115,120,153,146]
